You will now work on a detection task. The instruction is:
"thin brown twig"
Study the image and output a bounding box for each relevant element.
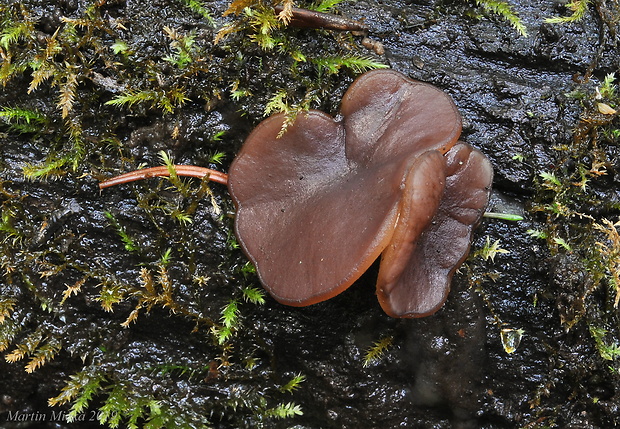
[99,165,229,189]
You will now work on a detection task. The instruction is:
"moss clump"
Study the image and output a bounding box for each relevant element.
[527,72,620,423]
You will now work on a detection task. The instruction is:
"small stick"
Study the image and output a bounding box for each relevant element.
[274,5,368,32]
[99,165,229,189]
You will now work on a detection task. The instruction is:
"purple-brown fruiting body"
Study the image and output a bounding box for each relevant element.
[227,69,489,315]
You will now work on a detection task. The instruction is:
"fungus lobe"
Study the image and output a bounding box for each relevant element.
[376,143,493,318]
[227,69,492,316]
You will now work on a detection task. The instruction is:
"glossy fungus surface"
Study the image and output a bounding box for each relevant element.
[376,143,494,317]
[228,69,469,308]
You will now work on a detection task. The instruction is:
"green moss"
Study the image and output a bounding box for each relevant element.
[545,0,591,24]
[363,335,394,367]
[0,2,110,177]
[176,0,215,25]
[526,70,620,422]
[473,0,528,36]
[104,211,140,253]
[0,107,48,134]
[473,236,510,262]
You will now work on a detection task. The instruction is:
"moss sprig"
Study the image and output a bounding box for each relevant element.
[545,0,591,24]
[105,88,191,115]
[176,0,215,25]
[104,211,140,253]
[4,328,62,373]
[363,335,394,367]
[474,0,528,36]
[0,107,48,134]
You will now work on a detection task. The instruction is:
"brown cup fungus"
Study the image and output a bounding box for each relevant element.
[100,69,493,318]
[228,69,493,317]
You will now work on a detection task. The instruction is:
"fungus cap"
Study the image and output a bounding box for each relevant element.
[227,69,463,306]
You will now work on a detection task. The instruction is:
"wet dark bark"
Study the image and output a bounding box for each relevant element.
[1,0,619,428]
